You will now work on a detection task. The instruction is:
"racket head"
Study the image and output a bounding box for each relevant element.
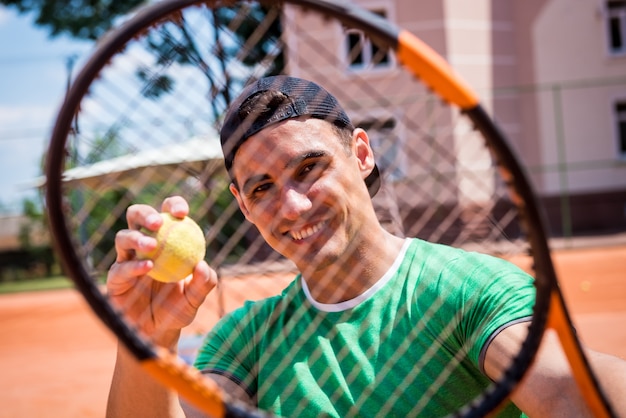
[44,0,609,416]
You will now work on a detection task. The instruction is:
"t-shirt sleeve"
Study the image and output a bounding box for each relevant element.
[433,252,536,369]
[193,302,259,397]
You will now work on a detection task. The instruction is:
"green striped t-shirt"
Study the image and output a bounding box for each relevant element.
[195,238,534,417]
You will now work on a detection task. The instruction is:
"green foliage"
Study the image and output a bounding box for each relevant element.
[21,197,40,218]
[137,67,175,99]
[18,196,45,251]
[136,2,285,118]
[83,188,128,269]
[3,201,55,279]
[0,275,72,294]
[56,130,134,272]
[204,183,248,263]
[0,0,146,40]
[5,0,286,274]
[84,127,131,164]
[216,4,285,73]
[64,127,132,170]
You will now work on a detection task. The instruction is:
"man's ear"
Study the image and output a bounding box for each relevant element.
[353,128,376,179]
[229,183,251,220]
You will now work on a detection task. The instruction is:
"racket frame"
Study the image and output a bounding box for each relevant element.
[44,0,615,416]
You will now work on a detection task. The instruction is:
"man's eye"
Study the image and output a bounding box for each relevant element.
[253,183,271,194]
[300,162,318,177]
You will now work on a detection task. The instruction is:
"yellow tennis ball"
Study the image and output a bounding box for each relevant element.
[137,213,206,283]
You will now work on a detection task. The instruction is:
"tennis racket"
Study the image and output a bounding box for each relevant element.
[44,0,615,416]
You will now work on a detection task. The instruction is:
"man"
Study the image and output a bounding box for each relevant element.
[107,76,626,417]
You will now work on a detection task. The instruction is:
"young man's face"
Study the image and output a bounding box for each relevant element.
[229,117,376,270]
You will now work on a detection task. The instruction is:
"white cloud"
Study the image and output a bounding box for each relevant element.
[0,7,12,27]
[0,103,52,210]
[0,104,55,129]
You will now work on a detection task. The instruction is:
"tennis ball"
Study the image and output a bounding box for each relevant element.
[137,213,206,283]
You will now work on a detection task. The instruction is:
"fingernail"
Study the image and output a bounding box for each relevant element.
[172,204,186,215]
[146,214,161,226]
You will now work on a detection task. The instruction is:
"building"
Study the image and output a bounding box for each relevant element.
[284,0,626,236]
[27,0,625,280]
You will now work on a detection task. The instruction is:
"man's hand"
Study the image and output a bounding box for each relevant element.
[106,196,217,348]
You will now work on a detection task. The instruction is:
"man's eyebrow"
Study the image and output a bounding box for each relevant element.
[241,174,270,195]
[284,150,328,171]
[241,151,329,194]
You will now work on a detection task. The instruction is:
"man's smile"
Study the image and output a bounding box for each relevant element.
[288,220,327,241]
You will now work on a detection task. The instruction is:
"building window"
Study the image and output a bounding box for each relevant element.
[616,102,626,157]
[607,1,626,54]
[345,9,392,70]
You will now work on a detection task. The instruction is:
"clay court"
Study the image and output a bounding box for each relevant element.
[0,240,625,417]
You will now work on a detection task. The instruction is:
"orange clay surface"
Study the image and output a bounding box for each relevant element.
[0,243,624,417]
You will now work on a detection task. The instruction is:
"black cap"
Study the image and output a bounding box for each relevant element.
[220,75,380,197]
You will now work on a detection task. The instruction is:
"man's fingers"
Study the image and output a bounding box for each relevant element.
[114,229,157,262]
[107,259,153,296]
[126,204,163,231]
[184,261,218,310]
[161,196,189,219]
[125,197,191,231]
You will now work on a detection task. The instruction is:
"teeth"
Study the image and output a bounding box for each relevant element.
[291,221,324,241]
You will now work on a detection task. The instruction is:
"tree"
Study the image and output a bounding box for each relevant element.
[2,0,285,133]
[7,0,286,274]
[17,196,55,277]
[0,0,146,40]
[136,2,285,123]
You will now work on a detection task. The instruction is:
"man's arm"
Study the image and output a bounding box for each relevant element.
[106,197,218,417]
[484,322,626,417]
[108,342,185,418]
[585,348,626,416]
[108,344,255,418]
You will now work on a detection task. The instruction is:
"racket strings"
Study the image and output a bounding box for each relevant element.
[226,8,532,414]
[283,11,487,242]
[288,11,519,251]
[56,2,541,416]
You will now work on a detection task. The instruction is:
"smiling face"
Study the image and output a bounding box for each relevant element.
[229,117,378,274]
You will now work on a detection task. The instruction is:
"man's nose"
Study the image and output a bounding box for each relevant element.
[279,187,312,220]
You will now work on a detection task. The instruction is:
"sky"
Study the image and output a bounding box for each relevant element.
[0,5,92,214]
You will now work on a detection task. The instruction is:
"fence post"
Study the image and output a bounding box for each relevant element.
[552,84,573,243]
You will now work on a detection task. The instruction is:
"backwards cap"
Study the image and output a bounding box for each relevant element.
[219,75,380,197]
